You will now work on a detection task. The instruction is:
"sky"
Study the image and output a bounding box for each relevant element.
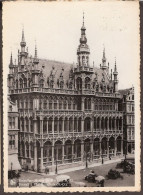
[3,1,140,89]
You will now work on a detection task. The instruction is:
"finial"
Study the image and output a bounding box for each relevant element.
[83,12,84,26]
[111,69,112,80]
[22,26,25,42]
[114,57,117,71]
[103,46,105,58]
[34,40,37,58]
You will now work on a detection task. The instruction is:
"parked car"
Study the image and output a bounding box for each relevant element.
[85,173,98,183]
[107,169,121,179]
[54,175,71,187]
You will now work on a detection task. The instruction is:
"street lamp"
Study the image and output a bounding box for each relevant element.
[11,162,13,179]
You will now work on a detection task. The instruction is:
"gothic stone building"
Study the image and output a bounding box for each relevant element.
[8,19,124,172]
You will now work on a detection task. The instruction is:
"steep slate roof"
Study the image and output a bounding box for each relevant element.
[28,58,113,89]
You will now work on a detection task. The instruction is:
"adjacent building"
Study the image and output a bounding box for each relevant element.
[8,98,21,172]
[8,17,124,172]
[120,87,135,154]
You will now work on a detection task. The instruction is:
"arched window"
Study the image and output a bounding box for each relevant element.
[43,99,47,109]
[85,77,90,89]
[16,80,18,89]
[24,78,27,88]
[76,77,82,90]
[86,56,89,66]
[54,100,57,110]
[59,100,62,109]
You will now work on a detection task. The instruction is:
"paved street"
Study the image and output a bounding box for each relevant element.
[19,162,135,187]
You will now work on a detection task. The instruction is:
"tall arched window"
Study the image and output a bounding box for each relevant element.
[76,77,82,90]
[85,77,90,89]
[19,78,23,89]
[16,80,18,88]
[24,78,27,88]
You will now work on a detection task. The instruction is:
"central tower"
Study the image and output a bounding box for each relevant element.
[77,12,90,67]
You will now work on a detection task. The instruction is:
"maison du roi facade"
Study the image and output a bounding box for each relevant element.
[8,18,131,172]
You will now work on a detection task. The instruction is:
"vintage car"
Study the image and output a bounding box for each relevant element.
[107,169,121,179]
[123,162,135,174]
[54,175,71,187]
[85,172,98,183]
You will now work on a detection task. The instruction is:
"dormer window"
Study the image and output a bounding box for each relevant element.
[59,81,64,89]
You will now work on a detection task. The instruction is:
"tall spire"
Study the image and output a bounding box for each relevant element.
[20,27,26,48]
[34,40,37,58]
[114,57,117,72]
[83,11,85,26]
[33,41,39,64]
[22,28,25,42]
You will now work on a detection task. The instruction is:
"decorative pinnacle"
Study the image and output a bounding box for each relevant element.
[10,52,13,65]
[83,12,85,26]
[22,27,25,42]
[34,40,37,58]
[114,57,117,71]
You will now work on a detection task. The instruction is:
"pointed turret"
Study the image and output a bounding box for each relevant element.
[20,28,26,50]
[113,58,118,93]
[100,47,108,71]
[33,42,39,64]
[10,52,13,66]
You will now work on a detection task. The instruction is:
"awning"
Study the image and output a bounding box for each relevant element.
[8,154,21,171]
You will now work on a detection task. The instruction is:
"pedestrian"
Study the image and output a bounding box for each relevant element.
[102,157,104,164]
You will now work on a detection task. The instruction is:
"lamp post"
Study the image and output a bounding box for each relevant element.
[11,162,13,179]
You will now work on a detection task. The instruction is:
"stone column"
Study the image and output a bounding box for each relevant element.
[107,140,109,157]
[81,119,84,134]
[90,140,93,161]
[114,139,117,156]
[40,146,43,171]
[76,119,78,132]
[28,119,30,132]
[62,144,64,164]
[99,141,102,157]
[52,118,54,134]
[94,117,97,131]
[121,139,123,155]
[114,118,116,131]
[47,119,49,134]
[72,143,74,162]
[107,117,109,131]
[81,98,84,111]
[67,118,69,132]
[81,141,84,161]
[34,141,37,171]
[72,117,74,131]
[52,144,54,166]
[57,118,59,134]
[29,143,31,158]
[62,118,64,134]
[99,118,101,130]
[90,118,93,133]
